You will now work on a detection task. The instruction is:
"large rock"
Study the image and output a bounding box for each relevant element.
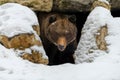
[0,0,53,12]
[0,3,48,64]
[53,0,94,12]
[74,0,113,63]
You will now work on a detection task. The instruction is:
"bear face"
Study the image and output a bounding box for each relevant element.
[42,14,77,51]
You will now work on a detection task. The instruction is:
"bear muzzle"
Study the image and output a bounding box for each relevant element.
[57,37,67,51]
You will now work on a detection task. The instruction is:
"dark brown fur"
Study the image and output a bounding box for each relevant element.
[38,13,77,65]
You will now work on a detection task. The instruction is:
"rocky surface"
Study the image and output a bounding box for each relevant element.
[0,33,49,64]
[53,0,94,12]
[96,26,108,50]
[0,0,120,12]
[53,0,120,12]
[110,0,120,10]
[0,0,53,12]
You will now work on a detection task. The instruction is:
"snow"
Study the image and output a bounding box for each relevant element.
[0,3,38,37]
[74,6,113,63]
[0,2,120,80]
[0,44,120,80]
[0,46,120,80]
[0,3,47,59]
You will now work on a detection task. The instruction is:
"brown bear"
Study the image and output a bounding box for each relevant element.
[38,13,77,65]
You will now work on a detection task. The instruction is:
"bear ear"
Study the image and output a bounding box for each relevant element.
[49,15,56,23]
[68,15,76,24]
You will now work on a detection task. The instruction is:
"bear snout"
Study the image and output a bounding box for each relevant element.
[58,44,65,51]
[57,37,67,51]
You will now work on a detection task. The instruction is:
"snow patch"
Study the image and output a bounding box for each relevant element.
[0,3,38,37]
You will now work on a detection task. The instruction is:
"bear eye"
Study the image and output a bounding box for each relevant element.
[49,16,56,23]
[68,15,76,24]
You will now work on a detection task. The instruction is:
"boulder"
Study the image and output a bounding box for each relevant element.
[74,0,112,63]
[0,3,48,64]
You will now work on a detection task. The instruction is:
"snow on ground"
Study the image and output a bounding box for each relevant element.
[0,45,120,80]
[0,2,120,80]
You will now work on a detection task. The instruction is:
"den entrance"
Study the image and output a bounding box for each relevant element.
[35,11,89,65]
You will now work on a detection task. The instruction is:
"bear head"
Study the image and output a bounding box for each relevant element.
[45,14,77,51]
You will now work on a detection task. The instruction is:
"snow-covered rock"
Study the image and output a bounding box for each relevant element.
[74,0,113,63]
[0,3,48,64]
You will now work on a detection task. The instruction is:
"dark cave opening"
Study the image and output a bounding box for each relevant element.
[111,10,120,17]
[35,11,89,65]
[75,12,89,43]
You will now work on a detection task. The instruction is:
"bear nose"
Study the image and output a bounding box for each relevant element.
[58,45,65,51]
[57,36,67,51]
